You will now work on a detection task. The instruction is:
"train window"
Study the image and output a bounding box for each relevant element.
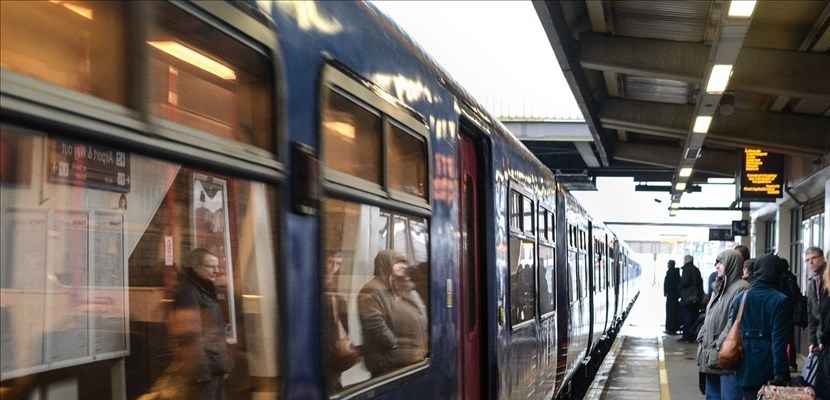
[389,123,427,199]
[148,2,274,152]
[0,1,128,105]
[522,196,534,236]
[321,198,430,393]
[509,190,522,232]
[323,89,383,184]
[548,212,555,242]
[538,244,556,317]
[568,245,578,304]
[538,209,547,240]
[0,127,281,399]
[509,238,536,326]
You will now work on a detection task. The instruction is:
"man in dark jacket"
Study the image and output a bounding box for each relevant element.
[732,254,791,399]
[664,260,681,334]
[805,247,827,354]
[678,255,703,342]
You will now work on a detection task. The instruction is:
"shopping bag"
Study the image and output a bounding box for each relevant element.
[756,384,816,400]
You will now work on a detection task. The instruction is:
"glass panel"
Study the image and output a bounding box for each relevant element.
[0,128,280,398]
[509,190,521,231]
[509,237,536,325]
[0,2,127,105]
[389,124,427,199]
[322,90,382,183]
[149,3,274,152]
[522,196,534,236]
[568,250,578,303]
[538,245,555,316]
[538,209,546,240]
[321,198,429,393]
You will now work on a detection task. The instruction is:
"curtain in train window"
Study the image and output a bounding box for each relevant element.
[0,1,128,105]
[509,238,536,326]
[0,128,280,398]
[148,2,274,153]
[321,198,430,393]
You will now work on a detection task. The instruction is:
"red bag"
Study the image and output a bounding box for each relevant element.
[756,384,817,400]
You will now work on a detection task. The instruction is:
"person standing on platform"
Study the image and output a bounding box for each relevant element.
[806,247,827,356]
[697,249,748,400]
[678,255,704,342]
[664,260,681,334]
[732,254,791,399]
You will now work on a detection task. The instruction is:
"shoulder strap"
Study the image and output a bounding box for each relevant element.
[735,289,749,325]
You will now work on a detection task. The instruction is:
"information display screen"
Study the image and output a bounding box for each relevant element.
[737,148,784,202]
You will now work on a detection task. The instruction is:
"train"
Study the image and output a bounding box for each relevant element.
[0,1,642,399]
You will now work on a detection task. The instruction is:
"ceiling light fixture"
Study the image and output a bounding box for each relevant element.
[728,0,757,18]
[693,116,713,133]
[679,167,693,177]
[675,182,687,191]
[148,41,237,80]
[706,64,733,94]
[670,202,680,209]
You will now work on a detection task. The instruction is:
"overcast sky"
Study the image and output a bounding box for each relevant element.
[371,1,743,243]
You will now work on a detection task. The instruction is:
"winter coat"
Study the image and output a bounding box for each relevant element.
[807,267,827,345]
[664,267,681,300]
[697,249,749,374]
[173,269,233,383]
[733,254,791,388]
[358,250,428,376]
[679,262,703,305]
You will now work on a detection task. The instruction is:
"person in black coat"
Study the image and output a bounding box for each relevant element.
[678,255,703,342]
[664,260,681,334]
[172,248,233,400]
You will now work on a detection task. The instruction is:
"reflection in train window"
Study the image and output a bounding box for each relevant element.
[509,190,522,231]
[0,1,128,105]
[538,245,556,316]
[321,198,430,394]
[509,238,536,326]
[522,196,534,236]
[148,2,274,152]
[389,123,427,199]
[0,128,280,399]
[323,89,382,184]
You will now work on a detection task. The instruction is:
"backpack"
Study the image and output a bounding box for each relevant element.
[782,271,808,327]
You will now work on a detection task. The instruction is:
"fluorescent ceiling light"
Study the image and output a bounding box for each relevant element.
[706,64,733,94]
[148,41,236,80]
[675,182,687,191]
[693,116,713,133]
[669,209,677,217]
[728,0,756,18]
[679,167,693,177]
[670,202,680,209]
[323,121,356,139]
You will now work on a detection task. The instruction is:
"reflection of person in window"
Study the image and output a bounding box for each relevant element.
[172,248,233,400]
[323,251,359,391]
[358,250,427,377]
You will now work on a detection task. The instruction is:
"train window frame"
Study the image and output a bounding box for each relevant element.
[507,181,537,330]
[537,203,555,319]
[320,63,431,211]
[0,1,285,171]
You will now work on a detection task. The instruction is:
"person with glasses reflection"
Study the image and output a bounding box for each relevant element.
[171,248,233,400]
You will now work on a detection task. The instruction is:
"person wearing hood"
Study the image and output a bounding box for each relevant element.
[696,249,748,400]
[730,254,791,399]
[358,250,428,377]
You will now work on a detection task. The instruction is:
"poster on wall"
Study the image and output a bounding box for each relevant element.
[192,173,237,343]
[91,211,129,357]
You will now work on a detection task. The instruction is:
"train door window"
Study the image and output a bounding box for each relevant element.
[538,206,555,317]
[0,127,281,399]
[522,196,534,236]
[319,64,431,394]
[0,1,128,105]
[509,190,522,232]
[567,225,578,304]
[148,2,275,153]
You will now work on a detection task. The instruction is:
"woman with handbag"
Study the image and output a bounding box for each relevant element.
[697,249,749,400]
[323,251,361,392]
[730,254,791,399]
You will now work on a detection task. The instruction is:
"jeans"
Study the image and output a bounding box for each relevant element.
[705,373,741,400]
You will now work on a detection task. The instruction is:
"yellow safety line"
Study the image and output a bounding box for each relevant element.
[657,335,671,400]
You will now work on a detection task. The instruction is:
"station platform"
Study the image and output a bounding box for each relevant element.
[585,283,808,400]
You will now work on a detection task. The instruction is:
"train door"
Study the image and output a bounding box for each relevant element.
[459,133,484,400]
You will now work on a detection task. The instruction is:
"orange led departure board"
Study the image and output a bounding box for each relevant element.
[737,148,784,201]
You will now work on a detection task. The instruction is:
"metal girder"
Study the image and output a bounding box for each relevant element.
[579,32,707,83]
[578,33,830,101]
[599,98,830,156]
[612,142,735,176]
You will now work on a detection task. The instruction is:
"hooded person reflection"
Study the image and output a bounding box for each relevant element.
[171,248,233,400]
[358,250,428,377]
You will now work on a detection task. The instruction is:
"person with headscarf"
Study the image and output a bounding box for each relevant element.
[358,250,428,377]
[731,254,791,399]
[696,249,748,400]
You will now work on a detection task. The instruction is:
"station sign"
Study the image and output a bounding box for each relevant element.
[737,148,784,202]
[49,137,130,192]
[709,228,734,241]
[732,220,749,236]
